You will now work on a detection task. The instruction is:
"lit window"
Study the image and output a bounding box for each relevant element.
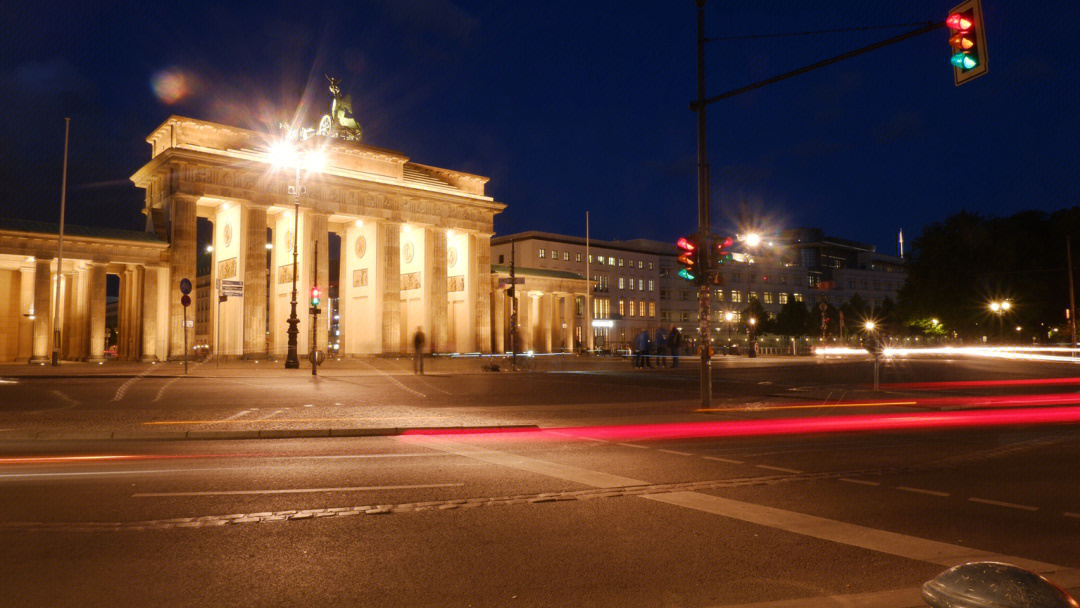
[563,252,569,261]
[731,290,742,303]
[639,301,645,318]
[629,301,635,317]
[648,262,653,270]
[629,279,635,291]
[794,293,803,302]
[588,254,593,264]
[638,260,643,269]
[538,249,545,259]
[619,300,625,316]
[779,293,789,304]
[649,302,655,318]
[576,253,582,262]
[608,257,614,266]
[618,258,624,267]
[618,277,625,290]
[764,292,774,304]
[552,249,558,259]
[715,289,723,302]
[648,280,654,292]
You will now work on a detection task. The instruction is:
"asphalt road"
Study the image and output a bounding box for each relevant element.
[2,355,1080,606]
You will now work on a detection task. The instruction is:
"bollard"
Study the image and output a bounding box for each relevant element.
[922,562,1079,608]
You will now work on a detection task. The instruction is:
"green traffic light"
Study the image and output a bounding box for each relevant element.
[951,52,977,70]
[678,269,696,281]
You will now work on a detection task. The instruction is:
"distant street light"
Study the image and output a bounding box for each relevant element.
[989,300,1011,343]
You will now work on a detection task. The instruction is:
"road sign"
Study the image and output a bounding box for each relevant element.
[180,294,191,307]
[217,279,243,297]
[309,306,321,315]
[498,277,524,287]
[179,278,192,295]
[184,320,194,328]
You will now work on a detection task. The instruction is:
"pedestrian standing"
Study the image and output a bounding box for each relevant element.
[668,325,682,368]
[634,328,649,369]
[413,326,426,375]
[654,325,668,367]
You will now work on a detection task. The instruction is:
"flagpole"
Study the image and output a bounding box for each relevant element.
[51,118,70,366]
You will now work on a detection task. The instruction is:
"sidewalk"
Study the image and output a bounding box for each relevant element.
[0,353,826,378]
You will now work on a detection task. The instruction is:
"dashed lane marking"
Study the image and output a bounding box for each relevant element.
[616,443,649,449]
[224,410,253,420]
[756,464,802,474]
[968,497,1038,511]
[696,401,918,413]
[839,478,880,486]
[262,410,286,420]
[141,416,448,425]
[133,482,464,498]
[896,486,950,497]
[703,456,744,464]
[152,376,182,403]
[657,449,694,456]
[355,360,426,398]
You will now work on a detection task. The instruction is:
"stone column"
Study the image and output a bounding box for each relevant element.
[30,258,51,364]
[169,194,197,359]
[540,293,553,353]
[562,296,574,352]
[17,266,35,361]
[586,293,595,350]
[87,263,106,362]
[378,221,401,353]
[426,228,448,352]
[492,285,505,353]
[243,205,268,358]
[518,292,532,352]
[472,235,492,353]
[141,266,159,362]
[117,267,131,360]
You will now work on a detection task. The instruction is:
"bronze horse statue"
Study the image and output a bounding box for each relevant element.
[323,76,362,141]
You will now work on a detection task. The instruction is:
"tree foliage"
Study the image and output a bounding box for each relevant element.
[898,208,1080,341]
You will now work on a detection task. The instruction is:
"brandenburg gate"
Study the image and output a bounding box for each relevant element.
[130,114,504,359]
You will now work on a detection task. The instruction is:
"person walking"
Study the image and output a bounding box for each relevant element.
[654,325,668,368]
[634,328,650,369]
[412,326,426,375]
[668,325,682,368]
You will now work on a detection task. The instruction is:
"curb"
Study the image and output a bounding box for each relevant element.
[0,424,538,442]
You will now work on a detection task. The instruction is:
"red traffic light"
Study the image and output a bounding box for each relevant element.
[677,236,695,251]
[946,12,973,31]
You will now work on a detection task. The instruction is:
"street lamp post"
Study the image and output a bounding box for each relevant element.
[272,136,324,369]
[989,300,1011,345]
[747,316,757,358]
[865,320,880,390]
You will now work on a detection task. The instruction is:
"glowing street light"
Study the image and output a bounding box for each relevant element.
[745,233,762,248]
[864,320,876,331]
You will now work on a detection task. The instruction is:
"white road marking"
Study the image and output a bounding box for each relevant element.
[406,436,1074,583]
[617,443,649,449]
[839,478,880,486]
[968,497,1038,511]
[112,367,158,401]
[357,359,426,398]
[0,378,18,384]
[133,482,464,498]
[547,431,607,443]
[262,410,286,420]
[224,410,252,420]
[49,390,80,408]
[896,486,950,497]
[657,449,693,457]
[0,467,241,480]
[756,464,802,474]
[152,376,182,403]
[703,456,744,464]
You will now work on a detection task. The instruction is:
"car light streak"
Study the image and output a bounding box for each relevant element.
[403,406,1080,442]
[878,377,1080,390]
[816,345,1080,362]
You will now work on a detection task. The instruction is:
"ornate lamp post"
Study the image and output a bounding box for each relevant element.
[271,135,325,369]
[989,300,1011,344]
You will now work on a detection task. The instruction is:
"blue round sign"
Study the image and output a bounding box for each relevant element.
[179,278,192,295]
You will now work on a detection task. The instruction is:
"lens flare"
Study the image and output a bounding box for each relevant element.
[151,67,196,105]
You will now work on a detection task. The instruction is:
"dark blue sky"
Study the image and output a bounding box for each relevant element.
[3,1,1078,254]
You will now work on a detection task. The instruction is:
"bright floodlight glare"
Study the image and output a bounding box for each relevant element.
[305,149,327,174]
[748,317,757,325]
[1002,301,1011,311]
[865,321,876,331]
[745,233,762,248]
[931,318,940,325]
[990,302,1001,312]
[724,312,734,321]
[270,141,297,168]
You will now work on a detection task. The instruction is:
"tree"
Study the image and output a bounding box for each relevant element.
[741,296,771,334]
[774,297,809,338]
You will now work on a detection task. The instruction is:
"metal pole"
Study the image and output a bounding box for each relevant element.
[510,241,518,370]
[585,211,591,352]
[52,118,70,366]
[216,290,222,367]
[873,353,880,391]
[312,241,319,376]
[285,165,301,368]
[183,306,189,375]
[695,0,712,409]
[1068,237,1077,353]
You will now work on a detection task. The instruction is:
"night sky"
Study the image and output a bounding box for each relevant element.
[3,1,1078,255]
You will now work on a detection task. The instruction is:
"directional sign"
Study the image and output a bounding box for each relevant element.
[179,278,192,295]
[218,279,244,297]
[180,294,191,307]
[498,277,525,287]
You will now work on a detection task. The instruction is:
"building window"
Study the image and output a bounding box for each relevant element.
[649,302,655,318]
[648,280,654,292]
[618,258,624,267]
[608,256,615,266]
[779,293,789,304]
[749,273,757,284]
[795,277,802,286]
[618,277,625,290]
[538,249,545,259]
[680,290,689,300]
[779,276,787,285]
[764,292,774,304]
[861,280,869,290]
[551,249,558,259]
[577,253,582,262]
[575,296,584,316]
[794,293,803,302]
[681,312,691,322]
[660,289,670,300]
[629,279,635,291]
[588,254,593,264]
[733,272,741,283]
[874,281,881,290]
[648,262,653,270]
[498,254,504,264]
[619,300,625,316]
[848,280,856,289]
[639,301,645,318]
[638,279,644,291]
[731,290,742,303]
[715,289,724,302]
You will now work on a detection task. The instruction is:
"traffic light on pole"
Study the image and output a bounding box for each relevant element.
[709,236,734,285]
[947,0,987,86]
[677,236,699,283]
[310,286,322,308]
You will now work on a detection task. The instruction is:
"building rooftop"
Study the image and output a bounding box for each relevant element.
[491,264,585,281]
[0,218,167,244]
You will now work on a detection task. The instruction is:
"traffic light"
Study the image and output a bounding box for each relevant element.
[310,286,322,307]
[677,236,699,283]
[947,0,987,86]
[712,236,734,265]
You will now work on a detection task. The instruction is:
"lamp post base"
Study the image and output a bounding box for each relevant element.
[284,307,300,369]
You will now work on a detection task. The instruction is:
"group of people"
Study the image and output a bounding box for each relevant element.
[633,325,682,369]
